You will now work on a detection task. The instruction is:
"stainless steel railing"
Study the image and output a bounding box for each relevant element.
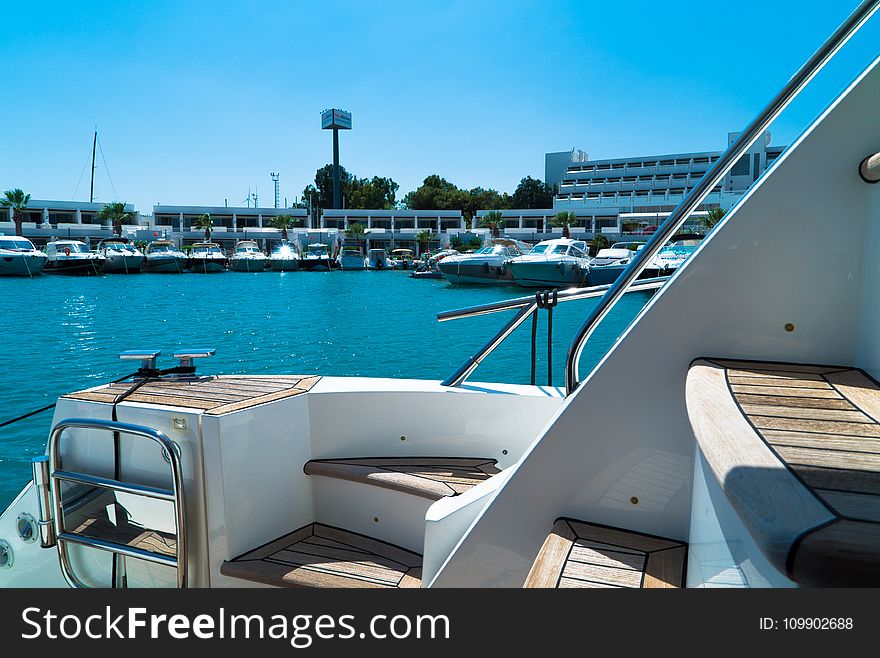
[47,418,188,588]
[439,277,668,387]
[563,0,880,395]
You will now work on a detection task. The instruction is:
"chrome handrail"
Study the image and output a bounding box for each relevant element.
[48,418,188,588]
[564,0,880,395]
[437,277,669,322]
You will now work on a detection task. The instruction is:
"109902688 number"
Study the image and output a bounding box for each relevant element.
[783,618,853,630]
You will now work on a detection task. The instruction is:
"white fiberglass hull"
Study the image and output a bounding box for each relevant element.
[188,256,227,273]
[102,253,144,273]
[270,258,299,271]
[0,252,48,276]
[230,256,269,272]
[144,255,187,273]
[507,259,588,288]
[338,255,366,270]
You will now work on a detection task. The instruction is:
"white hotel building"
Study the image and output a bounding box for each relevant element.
[546,132,786,234]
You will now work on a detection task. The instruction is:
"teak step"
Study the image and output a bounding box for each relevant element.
[524,519,687,588]
[687,358,880,586]
[221,523,422,588]
[303,457,500,501]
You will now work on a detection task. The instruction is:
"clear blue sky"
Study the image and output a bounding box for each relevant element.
[1,1,878,212]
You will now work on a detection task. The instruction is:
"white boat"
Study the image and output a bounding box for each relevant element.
[586,247,635,285]
[143,240,187,273]
[507,238,591,288]
[0,235,48,276]
[187,242,227,273]
[96,238,144,274]
[43,239,105,275]
[389,248,414,270]
[269,242,299,271]
[336,246,366,270]
[643,238,702,278]
[2,5,880,591]
[229,240,269,272]
[437,238,529,284]
[366,248,390,269]
[299,243,334,271]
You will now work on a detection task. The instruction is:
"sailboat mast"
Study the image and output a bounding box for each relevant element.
[89,129,97,203]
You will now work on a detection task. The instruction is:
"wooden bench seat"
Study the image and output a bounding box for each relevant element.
[303,457,500,501]
[686,358,880,586]
[524,519,686,588]
[221,523,422,588]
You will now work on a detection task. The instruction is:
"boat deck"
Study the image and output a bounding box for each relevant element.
[524,519,686,588]
[63,375,321,415]
[687,359,880,586]
[221,523,422,588]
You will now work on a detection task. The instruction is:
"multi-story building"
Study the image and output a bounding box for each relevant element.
[547,132,786,233]
[0,200,139,244]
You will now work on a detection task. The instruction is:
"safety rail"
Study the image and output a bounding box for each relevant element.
[46,418,188,588]
[563,0,880,395]
[439,277,668,388]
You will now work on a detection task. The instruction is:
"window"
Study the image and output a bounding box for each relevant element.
[731,154,750,176]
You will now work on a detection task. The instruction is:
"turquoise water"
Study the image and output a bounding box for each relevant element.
[0,271,652,508]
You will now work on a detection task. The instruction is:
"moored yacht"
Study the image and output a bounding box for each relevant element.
[269,242,299,271]
[586,245,635,285]
[437,238,530,285]
[229,240,269,272]
[506,238,591,288]
[187,242,227,273]
[143,240,188,273]
[366,248,389,269]
[336,246,366,270]
[299,242,334,271]
[43,239,105,275]
[0,235,48,276]
[96,238,144,274]
[2,4,880,592]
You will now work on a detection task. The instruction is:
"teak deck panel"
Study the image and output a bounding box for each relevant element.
[221,523,422,588]
[303,457,500,500]
[687,358,880,586]
[63,375,320,415]
[524,519,686,588]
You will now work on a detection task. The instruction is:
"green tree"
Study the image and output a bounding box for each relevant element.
[344,222,366,254]
[269,214,302,241]
[98,202,133,237]
[303,164,353,212]
[415,229,435,256]
[193,213,214,241]
[1,188,30,236]
[512,176,555,209]
[551,211,577,239]
[701,207,727,231]
[479,210,504,238]
[403,175,469,213]
[348,176,399,209]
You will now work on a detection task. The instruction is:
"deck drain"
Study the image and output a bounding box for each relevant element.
[373,517,380,523]
[784,323,795,332]
[630,497,639,505]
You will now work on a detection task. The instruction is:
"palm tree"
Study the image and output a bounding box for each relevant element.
[98,202,133,237]
[269,214,302,242]
[344,222,366,254]
[1,188,30,236]
[589,233,609,255]
[700,207,727,231]
[551,211,576,239]
[193,213,214,241]
[415,229,435,257]
[479,210,503,238]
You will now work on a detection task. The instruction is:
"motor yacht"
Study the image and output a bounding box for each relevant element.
[229,240,269,272]
[0,235,48,276]
[366,248,390,269]
[143,240,188,273]
[586,246,635,285]
[96,238,144,274]
[269,242,299,271]
[187,242,227,273]
[299,243,334,271]
[437,238,528,284]
[336,247,366,270]
[506,238,591,288]
[42,240,105,275]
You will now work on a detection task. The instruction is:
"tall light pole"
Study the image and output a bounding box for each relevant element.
[271,172,280,209]
[321,109,352,210]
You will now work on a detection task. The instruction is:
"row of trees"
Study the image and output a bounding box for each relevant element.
[299,166,555,216]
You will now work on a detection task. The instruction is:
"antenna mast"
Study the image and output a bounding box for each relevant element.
[89,128,97,203]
